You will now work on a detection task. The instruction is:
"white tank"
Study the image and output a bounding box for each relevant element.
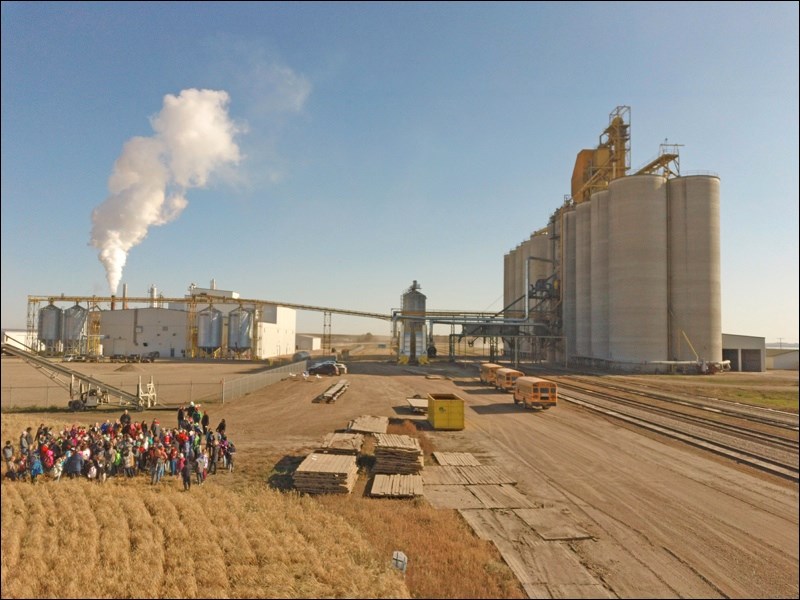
[668,175,722,362]
[590,190,610,360]
[197,306,223,353]
[563,209,577,360]
[575,200,592,357]
[608,175,668,362]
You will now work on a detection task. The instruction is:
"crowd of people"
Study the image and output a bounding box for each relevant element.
[2,402,236,491]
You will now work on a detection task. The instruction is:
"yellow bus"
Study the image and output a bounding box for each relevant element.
[479,362,502,385]
[494,367,524,392]
[513,376,558,409]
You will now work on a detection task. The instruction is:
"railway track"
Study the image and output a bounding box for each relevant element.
[546,376,799,483]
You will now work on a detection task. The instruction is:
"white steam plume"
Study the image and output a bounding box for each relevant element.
[90,89,241,294]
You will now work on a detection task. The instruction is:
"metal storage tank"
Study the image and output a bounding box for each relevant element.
[197,306,223,353]
[62,304,88,353]
[401,281,426,358]
[575,200,592,357]
[608,175,668,363]
[668,175,722,362]
[37,304,62,347]
[590,190,610,360]
[562,209,577,360]
[62,304,88,343]
[227,307,254,351]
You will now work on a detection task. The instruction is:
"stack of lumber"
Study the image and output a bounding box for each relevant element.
[432,452,481,466]
[373,433,424,474]
[315,379,349,403]
[370,474,423,498]
[317,432,364,455]
[293,453,359,495]
[347,415,389,434]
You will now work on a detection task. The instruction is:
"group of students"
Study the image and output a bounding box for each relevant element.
[2,402,236,491]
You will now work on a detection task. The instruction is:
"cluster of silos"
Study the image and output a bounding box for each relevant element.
[195,305,256,358]
[503,226,558,360]
[37,303,88,354]
[568,174,721,367]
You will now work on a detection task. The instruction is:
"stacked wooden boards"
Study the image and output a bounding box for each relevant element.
[373,434,424,475]
[316,432,364,455]
[347,415,389,434]
[314,379,349,403]
[293,453,359,494]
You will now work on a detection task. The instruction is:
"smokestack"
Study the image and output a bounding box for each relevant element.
[150,284,158,308]
[110,295,116,311]
[210,278,216,290]
[122,283,128,309]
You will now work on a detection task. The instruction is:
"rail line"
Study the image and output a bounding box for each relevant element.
[554,379,798,453]
[504,367,799,481]
[558,391,798,482]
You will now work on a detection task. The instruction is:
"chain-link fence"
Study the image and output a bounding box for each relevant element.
[220,361,307,403]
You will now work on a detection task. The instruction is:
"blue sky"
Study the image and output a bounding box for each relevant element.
[2,2,798,341]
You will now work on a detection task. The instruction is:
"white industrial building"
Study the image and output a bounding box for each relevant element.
[296,334,322,352]
[766,348,799,371]
[94,283,297,360]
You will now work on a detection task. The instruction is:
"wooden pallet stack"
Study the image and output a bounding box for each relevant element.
[314,379,349,403]
[347,415,389,434]
[372,433,424,475]
[316,432,364,455]
[293,453,359,495]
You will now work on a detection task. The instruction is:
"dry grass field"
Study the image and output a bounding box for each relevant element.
[0,354,525,600]
[1,347,796,599]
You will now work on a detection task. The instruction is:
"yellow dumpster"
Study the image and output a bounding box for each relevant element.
[427,393,465,430]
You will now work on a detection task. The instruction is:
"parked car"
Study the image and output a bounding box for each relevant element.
[308,362,339,376]
[292,351,311,362]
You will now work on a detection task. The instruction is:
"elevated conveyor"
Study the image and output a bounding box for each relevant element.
[2,343,157,410]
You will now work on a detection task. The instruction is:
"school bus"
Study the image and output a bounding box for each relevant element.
[513,376,558,409]
[479,362,503,385]
[494,367,525,392]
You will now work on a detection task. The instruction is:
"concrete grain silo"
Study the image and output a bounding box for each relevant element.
[513,243,524,316]
[503,252,512,315]
[608,175,668,363]
[575,200,592,357]
[590,190,610,360]
[530,234,550,291]
[563,209,577,359]
[668,175,722,362]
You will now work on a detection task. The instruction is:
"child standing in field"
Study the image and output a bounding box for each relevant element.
[225,440,236,473]
[180,453,192,491]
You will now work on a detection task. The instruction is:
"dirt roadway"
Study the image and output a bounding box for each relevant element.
[2,358,798,598]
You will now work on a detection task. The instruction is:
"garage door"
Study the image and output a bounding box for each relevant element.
[741,349,762,372]
[722,348,739,371]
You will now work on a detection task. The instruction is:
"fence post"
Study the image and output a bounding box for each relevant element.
[221,379,225,404]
